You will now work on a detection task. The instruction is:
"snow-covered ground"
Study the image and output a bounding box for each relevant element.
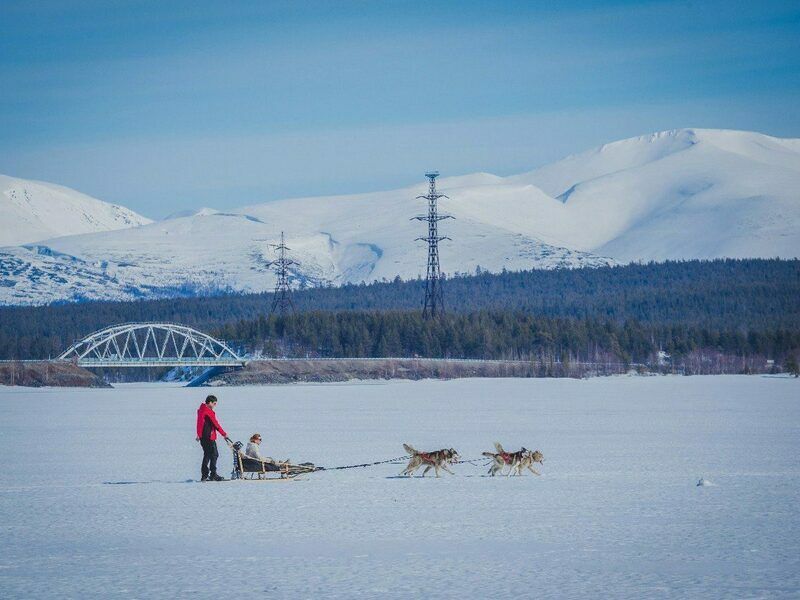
[1,375,798,598]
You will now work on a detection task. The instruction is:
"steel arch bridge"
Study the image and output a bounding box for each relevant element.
[57,323,246,368]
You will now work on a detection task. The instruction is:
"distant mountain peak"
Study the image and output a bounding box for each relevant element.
[162,207,219,220]
[0,174,151,247]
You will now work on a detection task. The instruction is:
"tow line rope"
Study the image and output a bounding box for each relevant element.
[318,456,491,471]
[229,439,493,473]
[317,455,411,471]
[453,458,492,467]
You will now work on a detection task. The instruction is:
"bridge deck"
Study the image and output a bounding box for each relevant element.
[65,359,247,368]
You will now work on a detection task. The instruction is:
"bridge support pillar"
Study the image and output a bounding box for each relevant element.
[186,366,241,387]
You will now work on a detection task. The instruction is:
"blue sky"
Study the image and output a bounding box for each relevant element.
[1,0,799,218]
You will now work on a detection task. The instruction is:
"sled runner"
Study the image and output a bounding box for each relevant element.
[230,441,317,480]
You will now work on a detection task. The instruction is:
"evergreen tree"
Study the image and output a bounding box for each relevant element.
[785,355,800,378]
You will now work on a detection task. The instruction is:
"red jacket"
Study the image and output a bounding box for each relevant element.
[197,403,227,441]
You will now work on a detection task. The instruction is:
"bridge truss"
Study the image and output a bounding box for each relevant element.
[57,323,246,368]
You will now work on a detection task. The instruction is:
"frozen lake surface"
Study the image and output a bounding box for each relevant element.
[1,376,798,598]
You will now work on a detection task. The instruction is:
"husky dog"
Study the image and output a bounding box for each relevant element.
[512,449,544,476]
[401,444,460,477]
[482,442,544,477]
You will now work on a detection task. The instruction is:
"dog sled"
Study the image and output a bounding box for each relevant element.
[226,440,544,481]
[230,441,317,481]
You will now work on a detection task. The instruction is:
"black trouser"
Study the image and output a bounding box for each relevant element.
[200,438,219,479]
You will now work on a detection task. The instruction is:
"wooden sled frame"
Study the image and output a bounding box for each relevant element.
[231,444,316,481]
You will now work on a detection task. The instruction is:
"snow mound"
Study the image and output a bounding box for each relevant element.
[162,207,219,220]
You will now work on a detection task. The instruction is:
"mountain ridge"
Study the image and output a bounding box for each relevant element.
[0,174,151,247]
[1,128,798,306]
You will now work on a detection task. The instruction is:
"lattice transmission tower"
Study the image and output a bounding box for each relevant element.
[412,171,453,318]
[267,231,298,315]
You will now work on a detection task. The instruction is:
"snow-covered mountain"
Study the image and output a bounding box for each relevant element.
[0,179,607,305]
[0,174,151,247]
[1,128,798,305]
[510,128,800,261]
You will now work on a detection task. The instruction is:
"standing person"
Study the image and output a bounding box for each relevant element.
[196,395,231,481]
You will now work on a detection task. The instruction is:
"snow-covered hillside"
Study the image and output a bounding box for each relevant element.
[512,129,800,260]
[1,128,798,305]
[163,207,219,220]
[0,176,611,304]
[0,174,151,247]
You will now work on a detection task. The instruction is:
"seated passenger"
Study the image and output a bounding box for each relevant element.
[245,433,274,463]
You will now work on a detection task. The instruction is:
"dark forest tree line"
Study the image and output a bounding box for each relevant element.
[0,259,797,362]
[214,310,800,367]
